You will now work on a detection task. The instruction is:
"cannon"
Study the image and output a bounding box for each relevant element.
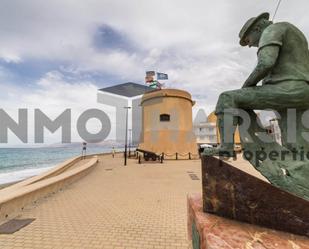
[136,149,163,163]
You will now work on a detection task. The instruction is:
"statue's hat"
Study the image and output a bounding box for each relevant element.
[239,12,270,46]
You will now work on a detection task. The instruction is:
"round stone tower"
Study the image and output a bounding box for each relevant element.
[138,89,198,159]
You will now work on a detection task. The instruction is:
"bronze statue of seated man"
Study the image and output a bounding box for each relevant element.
[204,12,309,158]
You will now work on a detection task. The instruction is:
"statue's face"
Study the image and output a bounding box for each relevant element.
[243,27,261,48]
[242,20,269,48]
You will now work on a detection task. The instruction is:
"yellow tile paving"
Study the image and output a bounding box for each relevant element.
[0,153,263,249]
[0,154,203,249]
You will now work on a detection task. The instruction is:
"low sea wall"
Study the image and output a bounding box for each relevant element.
[0,155,99,222]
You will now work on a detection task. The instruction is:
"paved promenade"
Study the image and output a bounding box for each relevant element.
[0,154,203,249]
[0,153,265,249]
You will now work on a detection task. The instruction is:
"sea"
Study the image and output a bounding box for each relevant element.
[0,146,119,185]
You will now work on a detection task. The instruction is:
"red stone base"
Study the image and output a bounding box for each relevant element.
[187,193,309,249]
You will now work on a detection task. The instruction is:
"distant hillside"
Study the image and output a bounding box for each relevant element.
[48,140,125,148]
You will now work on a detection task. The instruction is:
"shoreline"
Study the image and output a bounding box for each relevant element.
[0,180,20,190]
[0,151,119,191]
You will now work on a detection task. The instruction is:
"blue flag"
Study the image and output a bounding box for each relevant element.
[157,72,168,80]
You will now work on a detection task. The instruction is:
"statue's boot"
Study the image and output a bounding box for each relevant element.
[202,113,237,160]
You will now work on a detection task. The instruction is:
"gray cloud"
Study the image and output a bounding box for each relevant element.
[0,0,308,112]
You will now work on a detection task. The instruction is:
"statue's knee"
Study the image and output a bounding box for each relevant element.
[218,91,233,102]
[216,92,234,114]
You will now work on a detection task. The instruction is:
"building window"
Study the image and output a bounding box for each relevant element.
[160,114,170,122]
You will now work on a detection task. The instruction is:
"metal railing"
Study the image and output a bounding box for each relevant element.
[158,152,200,160]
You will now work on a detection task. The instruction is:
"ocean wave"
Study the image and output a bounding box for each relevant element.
[0,146,111,185]
[0,166,53,185]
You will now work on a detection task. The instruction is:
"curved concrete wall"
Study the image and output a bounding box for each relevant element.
[0,156,98,222]
[1,156,85,194]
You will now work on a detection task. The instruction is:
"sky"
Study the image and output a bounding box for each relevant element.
[0,0,308,145]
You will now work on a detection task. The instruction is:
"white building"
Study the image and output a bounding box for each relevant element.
[195,122,217,145]
[269,118,282,145]
[193,109,217,145]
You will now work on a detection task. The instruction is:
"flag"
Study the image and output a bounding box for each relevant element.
[157,72,168,80]
[145,76,154,83]
[146,71,155,77]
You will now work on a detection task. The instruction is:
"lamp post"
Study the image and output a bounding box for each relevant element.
[128,129,132,157]
[124,106,131,166]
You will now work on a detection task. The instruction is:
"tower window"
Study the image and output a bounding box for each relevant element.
[160,114,170,122]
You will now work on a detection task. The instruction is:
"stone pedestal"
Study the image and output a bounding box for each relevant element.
[201,156,309,236]
[187,194,309,249]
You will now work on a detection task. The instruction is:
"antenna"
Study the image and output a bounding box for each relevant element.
[272,0,283,21]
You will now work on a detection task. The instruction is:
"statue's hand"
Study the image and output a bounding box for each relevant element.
[241,45,279,89]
